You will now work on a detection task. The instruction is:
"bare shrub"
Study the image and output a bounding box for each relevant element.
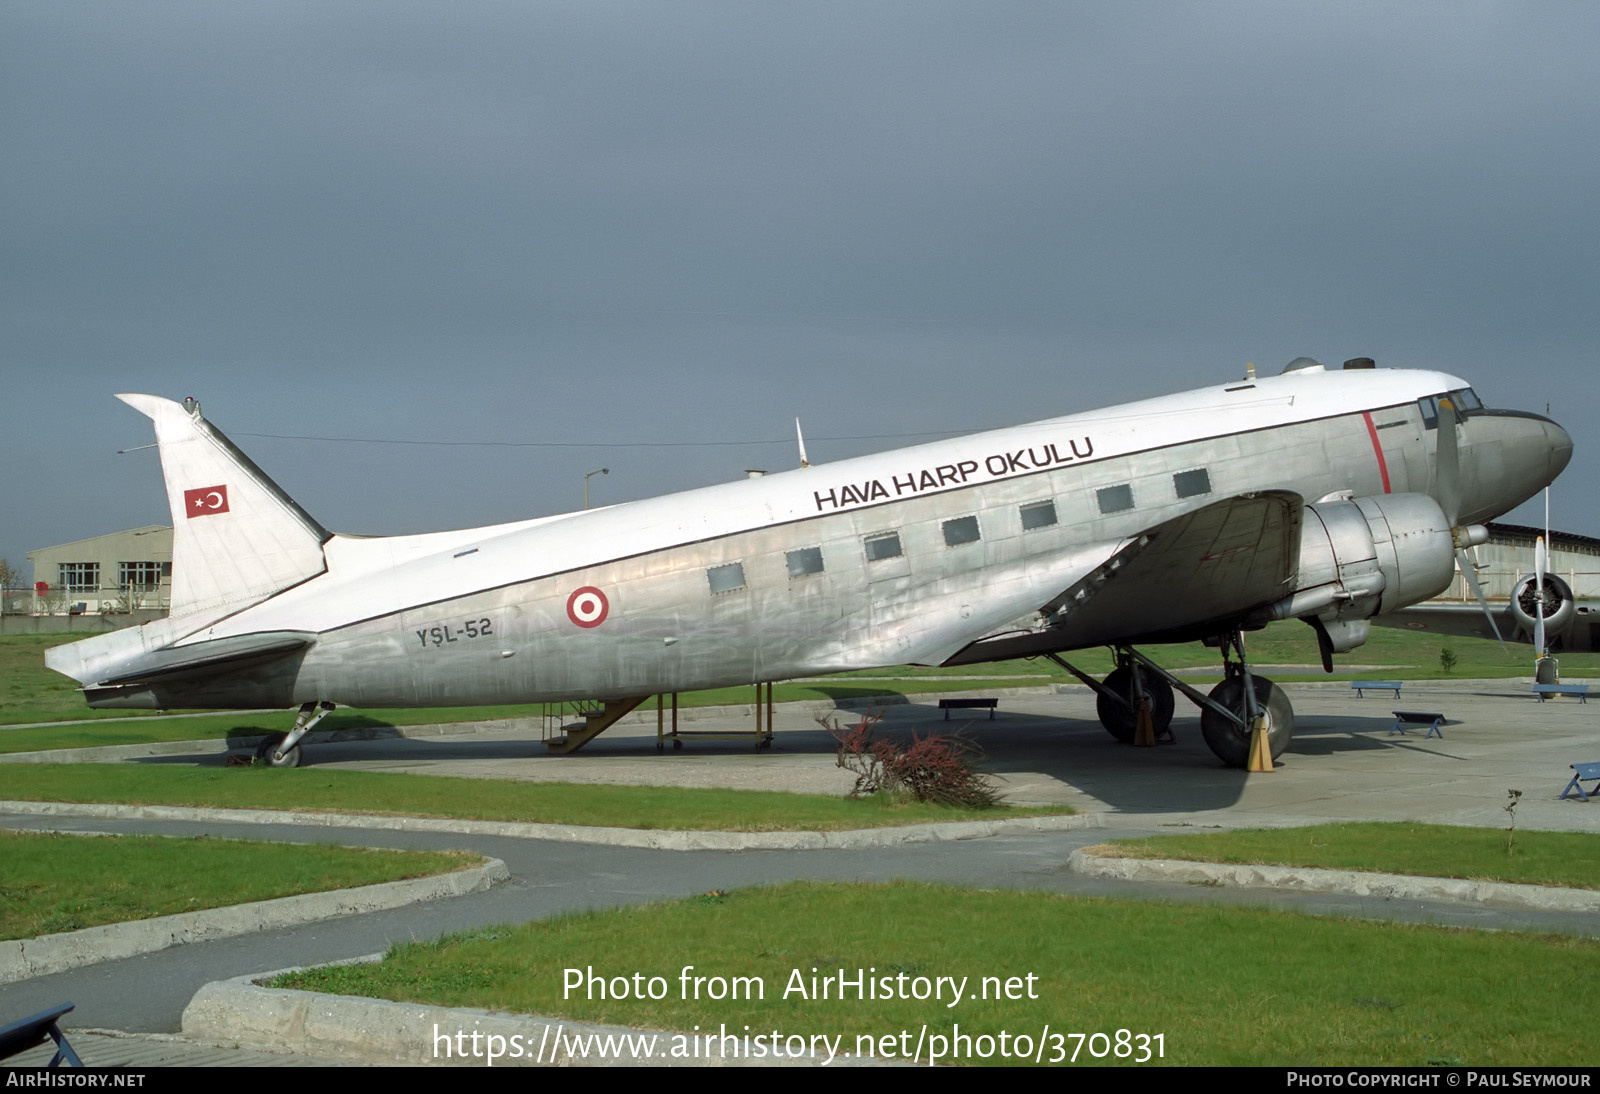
[821,712,1000,809]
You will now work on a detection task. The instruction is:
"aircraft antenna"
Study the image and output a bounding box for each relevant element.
[796,418,810,468]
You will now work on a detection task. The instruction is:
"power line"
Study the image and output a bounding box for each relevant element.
[233,428,969,450]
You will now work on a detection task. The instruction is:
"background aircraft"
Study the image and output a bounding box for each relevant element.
[1377,522,1600,655]
[45,357,1571,769]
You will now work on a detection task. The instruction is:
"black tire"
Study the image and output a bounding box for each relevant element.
[1097,665,1176,743]
[1199,677,1294,768]
[255,733,303,769]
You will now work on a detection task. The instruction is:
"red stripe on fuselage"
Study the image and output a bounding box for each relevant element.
[1361,411,1391,493]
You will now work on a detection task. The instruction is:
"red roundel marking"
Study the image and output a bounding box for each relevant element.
[566,586,609,628]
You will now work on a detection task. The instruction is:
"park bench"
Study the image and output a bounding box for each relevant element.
[1560,762,1600,802]
[0,1003,82,1067]
[1389,711,1446,739]
[1533,683,1588,703]
[1352,680,1404,698]
[939,697,998,720]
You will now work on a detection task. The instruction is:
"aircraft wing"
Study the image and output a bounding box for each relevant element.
[810,538,1131,672]
[1374,603,1522,644]
[948,490,1303,663]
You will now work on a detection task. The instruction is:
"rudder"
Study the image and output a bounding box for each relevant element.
[117,394,330,619]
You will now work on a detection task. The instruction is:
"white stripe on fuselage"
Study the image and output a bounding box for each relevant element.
[176,366,1465,645]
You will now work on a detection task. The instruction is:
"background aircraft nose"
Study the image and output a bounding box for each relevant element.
[1545,418,1574,479]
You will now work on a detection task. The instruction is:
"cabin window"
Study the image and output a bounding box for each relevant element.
[942,515,981,547]
[1173,468,1211,499]
[1097,484,1135,514]
[706,562,746,595]
[863,531,903,562]
[1020,500,1057,530]
[786,546,824,577]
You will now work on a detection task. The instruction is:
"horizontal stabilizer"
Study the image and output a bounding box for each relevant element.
[95,630,316,687]
[117,395,330,619]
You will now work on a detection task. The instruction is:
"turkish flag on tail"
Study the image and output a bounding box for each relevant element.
[184,485,230,517]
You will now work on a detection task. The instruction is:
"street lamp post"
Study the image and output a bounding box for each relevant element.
[584,467,609,509]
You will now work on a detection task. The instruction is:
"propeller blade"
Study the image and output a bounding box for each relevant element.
[1435,396,1461,526]
[1457,547,1509,655]
[1535,535,1548,656]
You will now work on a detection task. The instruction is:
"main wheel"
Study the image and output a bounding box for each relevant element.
[1097,665,1176,743]
[255,733,303,768]
[1199,676,1294,768]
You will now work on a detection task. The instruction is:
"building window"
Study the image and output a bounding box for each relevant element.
[1097,484,1135,514]
[1173,468,1211,499]
[863,531,903,561]
[1020,500,1057,530]
[59,563,99,592]
[942,515,981,547]
[786,546,824,578]
[706,562,746,595]
[119,562,163,590]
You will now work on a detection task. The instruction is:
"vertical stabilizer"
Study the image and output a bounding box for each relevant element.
[116,394,329,619]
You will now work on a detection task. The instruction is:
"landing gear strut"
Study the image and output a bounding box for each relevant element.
[1198,632,1293,769]
[255,701,335,768]
[1045,631,1295,769]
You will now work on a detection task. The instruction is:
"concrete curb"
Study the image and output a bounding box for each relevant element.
[0,799,1100,849]
[1067,847,1600,913]
[182,971,884,1066]
[0,855,509,985]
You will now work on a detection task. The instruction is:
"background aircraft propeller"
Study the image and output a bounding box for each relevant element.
[1534,533,1548,658]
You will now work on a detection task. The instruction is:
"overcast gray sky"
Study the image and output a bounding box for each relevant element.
[4,2,1595,578]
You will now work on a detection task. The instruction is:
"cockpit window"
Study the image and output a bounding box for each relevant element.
[1418,388,1484,429]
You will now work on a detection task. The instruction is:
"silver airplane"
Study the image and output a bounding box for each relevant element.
[46,357,1572,769]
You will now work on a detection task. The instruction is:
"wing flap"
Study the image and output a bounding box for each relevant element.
[950,491,1304,663]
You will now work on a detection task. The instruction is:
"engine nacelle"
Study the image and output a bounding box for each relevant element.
[1259,493,1457,649]
[1510,572,1576,639]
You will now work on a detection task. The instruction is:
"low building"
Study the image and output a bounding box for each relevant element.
[22,526,173,616]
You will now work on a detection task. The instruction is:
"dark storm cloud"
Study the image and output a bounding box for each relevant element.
[3,2,1596,570]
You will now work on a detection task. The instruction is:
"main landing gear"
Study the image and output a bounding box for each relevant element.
[1046,631,1294,769]
[1095,658,1175,744]
[255,701,335,768]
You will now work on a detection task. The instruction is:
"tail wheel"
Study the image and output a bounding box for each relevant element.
[255,733,303,769]
[1200,677,1293,768]
[1097,665,1175,743]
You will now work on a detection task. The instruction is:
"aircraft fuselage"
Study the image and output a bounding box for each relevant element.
[55,365,1571,711]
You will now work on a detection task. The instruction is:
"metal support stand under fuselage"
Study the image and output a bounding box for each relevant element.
[655,684,775,751]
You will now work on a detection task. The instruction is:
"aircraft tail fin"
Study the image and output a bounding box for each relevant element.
[116,394,330,620]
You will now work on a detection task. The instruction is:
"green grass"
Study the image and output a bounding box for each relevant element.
[0,830,476,939]
[0,764,1062,830]
[274,880,1598,1066]
[1098,823,1600,890]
